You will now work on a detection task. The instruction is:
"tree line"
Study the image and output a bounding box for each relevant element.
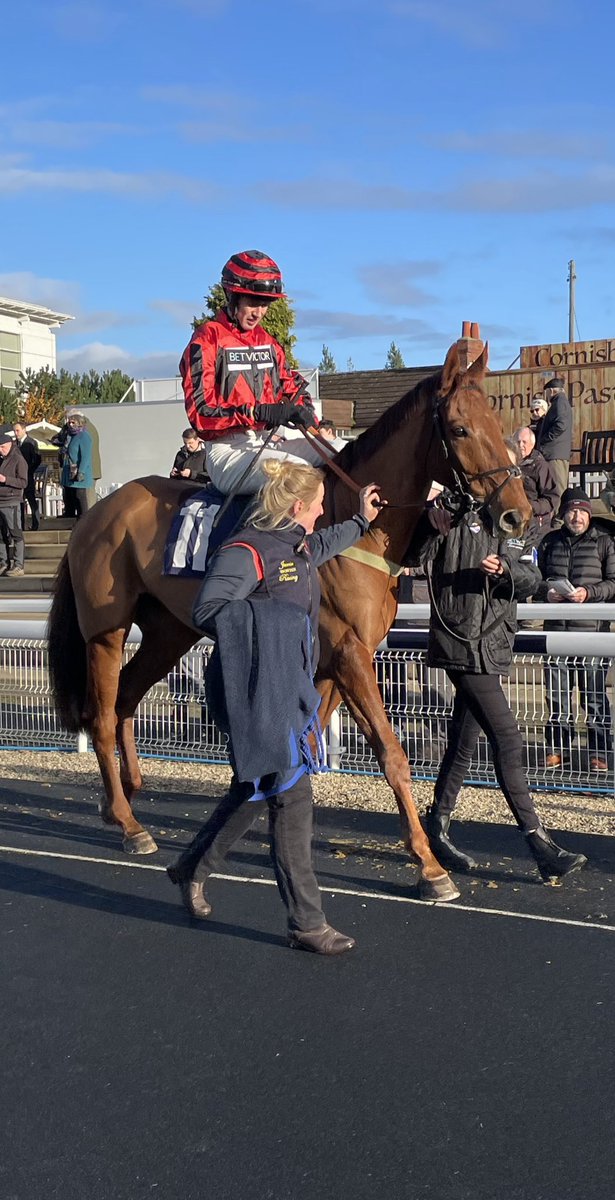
[0,368,135,427]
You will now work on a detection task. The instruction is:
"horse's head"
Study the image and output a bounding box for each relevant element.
[435,342,532,537]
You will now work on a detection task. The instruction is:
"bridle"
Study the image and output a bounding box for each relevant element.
[431,389,522,523]
[304,387,522,522]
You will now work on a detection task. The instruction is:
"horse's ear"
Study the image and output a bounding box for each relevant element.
[440,342,460,396]
[466,342,489,380]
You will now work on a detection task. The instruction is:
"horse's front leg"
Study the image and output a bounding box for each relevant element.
[329,629,459,902]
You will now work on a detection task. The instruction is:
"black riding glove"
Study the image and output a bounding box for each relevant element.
[254,402,315,430]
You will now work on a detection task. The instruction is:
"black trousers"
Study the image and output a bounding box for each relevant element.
[0,504,24,567]
[21,481,39,530]
[63,487,91,519]
[433,671,539,832]
[175,773,325,932]
[545,660,611,760]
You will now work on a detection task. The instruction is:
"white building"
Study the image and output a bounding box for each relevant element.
[0,296,74,390]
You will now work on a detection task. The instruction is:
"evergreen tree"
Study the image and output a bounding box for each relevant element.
[385,341,405,370]
[318,344,337,374]
[346,357,355,372]
[193,283,299,368]
[0,385,19,424]
[13,366,135,424]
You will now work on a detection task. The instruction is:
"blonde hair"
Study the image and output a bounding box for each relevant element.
[250,460,325,530]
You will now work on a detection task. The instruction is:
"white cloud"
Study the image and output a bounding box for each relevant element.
[149,299,202,327]
[0,164,219,201]
[3,120,140,150]
[357,261,442,307]
[296,307,446,343]
[0,271,80,313]
[58,342,181,379]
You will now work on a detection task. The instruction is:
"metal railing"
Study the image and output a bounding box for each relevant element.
[0,605,613,794]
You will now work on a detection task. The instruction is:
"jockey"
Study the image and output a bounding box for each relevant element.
[180,250,342,494]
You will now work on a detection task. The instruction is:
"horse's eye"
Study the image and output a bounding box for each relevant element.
[451,426,468,438]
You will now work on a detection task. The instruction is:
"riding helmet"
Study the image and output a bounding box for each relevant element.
[221,251,286,300]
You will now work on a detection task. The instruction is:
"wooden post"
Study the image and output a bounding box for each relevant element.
[457,321,484,370]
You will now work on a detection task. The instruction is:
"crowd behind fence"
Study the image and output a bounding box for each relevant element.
[0,605,613,795]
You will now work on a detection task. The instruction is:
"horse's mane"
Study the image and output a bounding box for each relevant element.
[334,366,442,472]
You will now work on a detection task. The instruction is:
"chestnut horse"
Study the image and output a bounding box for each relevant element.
[47,340,530,901]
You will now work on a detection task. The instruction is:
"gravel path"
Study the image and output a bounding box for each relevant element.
[1,749,613,836]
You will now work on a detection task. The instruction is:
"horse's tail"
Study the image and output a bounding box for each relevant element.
[48,554,88,732]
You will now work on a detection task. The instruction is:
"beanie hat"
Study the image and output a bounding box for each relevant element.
[544,376,565,390]
[560,486,592,516]
[0,425,15,444]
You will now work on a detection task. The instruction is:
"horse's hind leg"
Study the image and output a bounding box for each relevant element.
[330,629,459,902]
[115,609,199,825]
[85,631,158,855]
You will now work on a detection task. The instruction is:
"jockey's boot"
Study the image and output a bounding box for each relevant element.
[424,806,478,872]
[525,827,588,883]
[167,864,212,919]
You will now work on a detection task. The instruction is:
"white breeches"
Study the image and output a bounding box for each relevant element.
[204,428,345,495]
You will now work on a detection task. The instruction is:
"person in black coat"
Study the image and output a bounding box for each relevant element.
[536,377,572,503]
[13,421,41,530]
[167,460,382,954]
[405,490,587,882]
[170,428,209,483]
[514,426,558,541]
[537,486,615,772]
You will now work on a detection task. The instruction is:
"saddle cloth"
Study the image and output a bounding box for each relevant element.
[164,485,248,577]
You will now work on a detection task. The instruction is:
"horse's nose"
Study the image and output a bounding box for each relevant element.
[500,509,524,535]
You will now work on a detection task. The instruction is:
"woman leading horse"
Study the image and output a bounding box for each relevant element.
[48,336,531,902]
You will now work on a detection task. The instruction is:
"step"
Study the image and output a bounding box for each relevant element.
[24,529,72,546]
[39,518,76,531]
[0,576,54,594]
[24,543,66,560]
[24,559,60,575]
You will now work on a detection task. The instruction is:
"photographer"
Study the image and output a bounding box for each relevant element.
[405,487,587,883]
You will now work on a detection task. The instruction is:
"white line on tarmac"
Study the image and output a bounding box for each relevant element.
[1,842,613,934]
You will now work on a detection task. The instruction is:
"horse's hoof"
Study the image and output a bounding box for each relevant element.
[418,873,460,903]
[123,831,158,855]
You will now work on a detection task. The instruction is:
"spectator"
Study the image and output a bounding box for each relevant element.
[514,426,558,541]
[13,421,42,531]
[537,486,615,773]
[61,413,93,519]
[0,427,28,577]
[170,428,209,483]
[535,377,572,503]
[529,396,548,443]
[318,418,347,449]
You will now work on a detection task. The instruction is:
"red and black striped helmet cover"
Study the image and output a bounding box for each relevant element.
[221,250,286,298]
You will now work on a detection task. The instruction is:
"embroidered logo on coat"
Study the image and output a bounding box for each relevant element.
[278,558,298,583]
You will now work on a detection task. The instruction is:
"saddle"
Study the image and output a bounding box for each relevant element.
[163,484,250,577]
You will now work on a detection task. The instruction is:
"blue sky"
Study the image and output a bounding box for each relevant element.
[2,0,615,380]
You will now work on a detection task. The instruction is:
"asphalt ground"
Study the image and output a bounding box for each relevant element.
[2,779,615,1200]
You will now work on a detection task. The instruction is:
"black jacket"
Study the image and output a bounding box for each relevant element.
[193,514,370,671]
[15,435,41,482]
[537,521,615,630]
[537,393,572,462]
[406,510,540,673]
[521,448,558,536]
[172,445,208,481]
[0,444,28,505]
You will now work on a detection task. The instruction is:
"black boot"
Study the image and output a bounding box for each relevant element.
[424,806,478,872]
[167,864,212,918]
[525,827,587,883]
